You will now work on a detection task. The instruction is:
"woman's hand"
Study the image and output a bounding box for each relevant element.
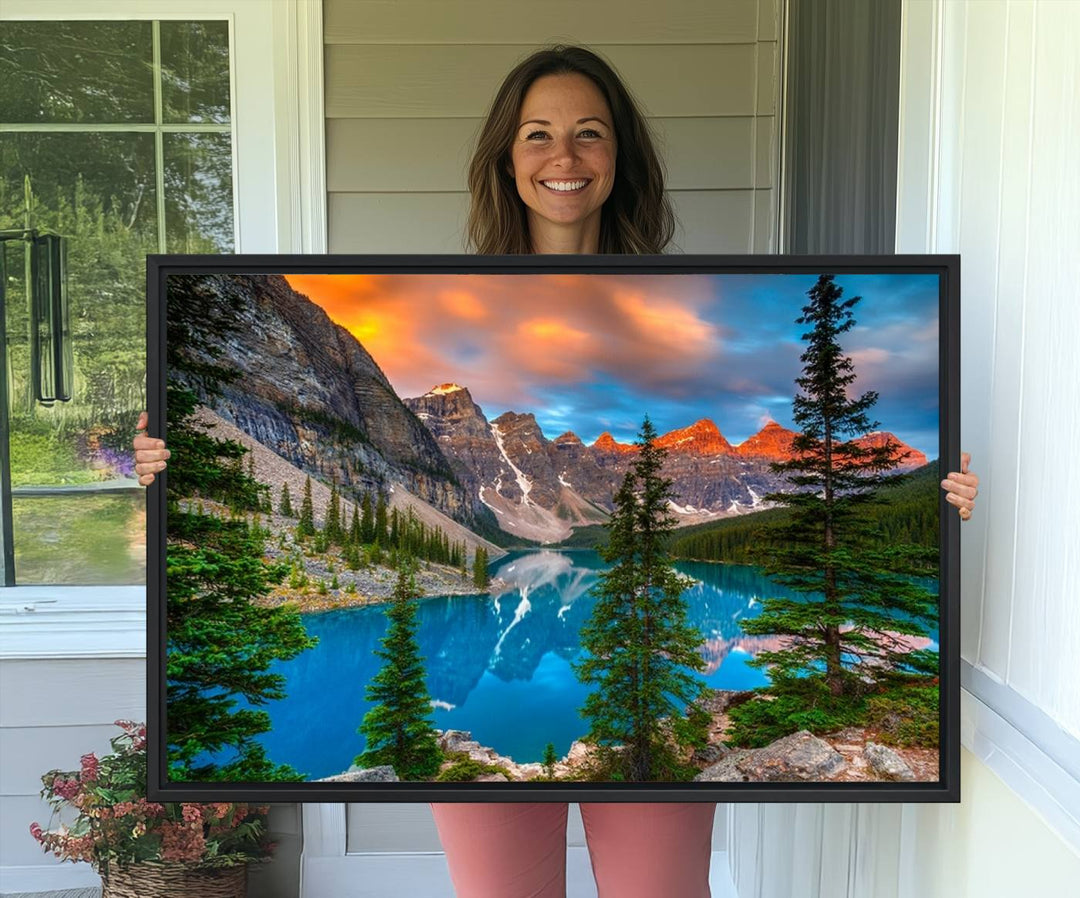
[941,452,978,521]
[133,410,170,487]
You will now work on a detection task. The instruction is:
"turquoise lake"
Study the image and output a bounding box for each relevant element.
[238,549,938,780]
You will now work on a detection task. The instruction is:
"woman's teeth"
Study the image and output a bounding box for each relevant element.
[542,179,589,192]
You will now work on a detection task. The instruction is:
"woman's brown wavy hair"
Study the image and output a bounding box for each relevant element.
[465,45,676,254]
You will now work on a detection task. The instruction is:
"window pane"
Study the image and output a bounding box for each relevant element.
[160,20,232,124]
[0,21,154,124]
[1,131,156,431]
[1,19,235,586]
[164,133,235,252]
[2,132,154,585]
[12,493,146,585]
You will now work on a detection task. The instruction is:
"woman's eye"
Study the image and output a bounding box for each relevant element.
[579,129,601,138]
[526,131,549,140]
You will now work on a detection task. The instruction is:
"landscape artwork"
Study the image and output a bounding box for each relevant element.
[150,257,959,802]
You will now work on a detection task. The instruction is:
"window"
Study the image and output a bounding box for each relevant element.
[0,18,234,585]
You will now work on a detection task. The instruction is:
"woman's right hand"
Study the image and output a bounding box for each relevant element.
[133,410,170,486]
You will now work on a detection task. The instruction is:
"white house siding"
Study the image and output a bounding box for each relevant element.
[0,654,144,894]
[729,1,1080,895]
[324,0,781,255]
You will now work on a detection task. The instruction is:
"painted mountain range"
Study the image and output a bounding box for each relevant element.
[404,383,926,543]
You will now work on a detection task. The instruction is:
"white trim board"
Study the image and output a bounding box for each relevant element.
[960,672,1080,854]
[0,587,146,660]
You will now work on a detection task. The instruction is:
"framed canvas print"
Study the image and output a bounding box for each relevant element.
[147,254,960,803]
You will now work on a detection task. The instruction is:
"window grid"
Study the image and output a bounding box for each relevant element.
[0,18,235,585]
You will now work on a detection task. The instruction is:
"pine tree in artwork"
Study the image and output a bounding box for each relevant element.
[572,416,711,782]
[355,566,444,779]
[360,491,374,543]
[390,506,400,548]
[542,742,558,780]
[472,546,489,589]
[297,475,315,539]
[279,482,294,517]
[737,274,938,705]
[349,505,362,546]
[164,275,317,782]
[375,493,389,545]
[326,478,342,545]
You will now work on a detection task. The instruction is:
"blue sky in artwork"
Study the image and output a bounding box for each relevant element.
[489,273,941,460]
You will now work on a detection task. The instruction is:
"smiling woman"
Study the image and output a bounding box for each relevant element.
[465,45,674,256]
[508,73,617,252]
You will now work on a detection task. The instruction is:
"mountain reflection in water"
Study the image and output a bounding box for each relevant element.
[244,549,937,780]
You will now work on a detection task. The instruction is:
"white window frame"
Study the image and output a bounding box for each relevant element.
[0,0,326,657]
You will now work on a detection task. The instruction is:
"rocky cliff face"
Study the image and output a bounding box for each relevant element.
[403,388,612,543]
[167,274,493,529]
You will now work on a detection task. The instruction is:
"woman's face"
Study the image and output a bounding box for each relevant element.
[508,73,617,242]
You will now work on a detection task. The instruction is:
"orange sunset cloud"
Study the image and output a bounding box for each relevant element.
[281,272,722,407]
[439,289,488,320]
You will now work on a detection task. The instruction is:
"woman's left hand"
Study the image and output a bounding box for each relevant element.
[941,452,979,521]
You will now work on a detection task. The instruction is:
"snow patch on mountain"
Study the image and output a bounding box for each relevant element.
[428,383,465,395]
[491,421,534,506]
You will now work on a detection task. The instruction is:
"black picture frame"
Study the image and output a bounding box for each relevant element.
[147,253,960,804]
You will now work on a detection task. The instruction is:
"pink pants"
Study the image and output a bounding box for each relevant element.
[430,802,716,898]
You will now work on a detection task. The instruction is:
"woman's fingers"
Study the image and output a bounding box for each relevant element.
[940,477,978,499]
[941,453,977,521]
[944,491,975,510]
[132,411,167,486]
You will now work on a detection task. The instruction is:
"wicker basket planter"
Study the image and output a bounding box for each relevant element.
[100,861,247,898]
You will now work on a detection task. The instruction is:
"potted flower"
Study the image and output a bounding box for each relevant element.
[30,720,274,897]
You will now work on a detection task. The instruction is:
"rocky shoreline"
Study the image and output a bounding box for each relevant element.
[177,497,510,613]
[318,688,939,784]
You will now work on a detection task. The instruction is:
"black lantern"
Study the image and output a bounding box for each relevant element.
[29,233,73,405]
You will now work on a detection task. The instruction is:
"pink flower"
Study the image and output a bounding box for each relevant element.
[160,820,206,863]
[139,799,166,818]
[80,753,99,782]
[52,778,80,801]
[29,822,43,842]
[181,804,203,824]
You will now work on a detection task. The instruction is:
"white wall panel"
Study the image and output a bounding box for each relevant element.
[1004,0,1080,729]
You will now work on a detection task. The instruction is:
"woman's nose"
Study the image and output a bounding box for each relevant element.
[548,134,580,165]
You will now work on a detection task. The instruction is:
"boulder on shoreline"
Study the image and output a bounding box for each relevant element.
[864,742,916,781]
[316,765,399,783]
[695,730,846,782]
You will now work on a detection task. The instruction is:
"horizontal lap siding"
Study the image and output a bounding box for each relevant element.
[325,2,780,255]
[0,658,145,868]
[322,0,780,851]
